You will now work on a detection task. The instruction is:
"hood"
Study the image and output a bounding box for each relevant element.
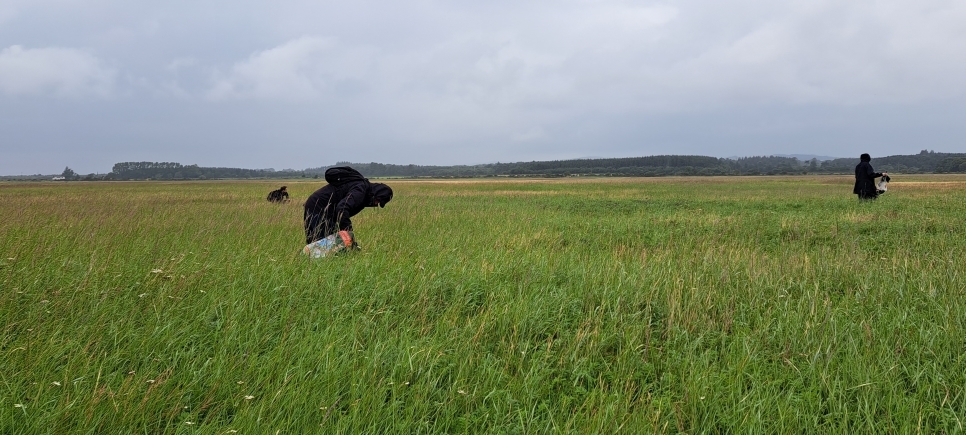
[370,183,393,208]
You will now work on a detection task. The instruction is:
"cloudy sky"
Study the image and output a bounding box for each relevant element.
[2,0,965,175]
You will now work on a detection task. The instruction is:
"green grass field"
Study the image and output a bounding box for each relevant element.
[2,175,965,434]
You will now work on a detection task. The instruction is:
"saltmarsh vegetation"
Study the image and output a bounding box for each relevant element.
[1,175,965,433]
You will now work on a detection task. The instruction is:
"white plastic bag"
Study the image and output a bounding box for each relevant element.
[877,175,890,194]
[302,231,356,258]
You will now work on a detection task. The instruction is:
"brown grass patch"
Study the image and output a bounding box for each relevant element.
[842,213,875,223]
[891,181,966,188]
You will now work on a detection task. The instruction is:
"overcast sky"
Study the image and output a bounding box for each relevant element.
[2,0,965,174]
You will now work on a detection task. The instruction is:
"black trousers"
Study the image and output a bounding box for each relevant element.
[304,213,353,244]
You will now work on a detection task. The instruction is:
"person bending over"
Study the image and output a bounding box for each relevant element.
[267,186,289,202]
[303,167,393,244]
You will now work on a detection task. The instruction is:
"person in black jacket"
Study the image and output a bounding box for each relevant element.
[853,153,887,200]
[266,186,289,202]
[303,167,393,244]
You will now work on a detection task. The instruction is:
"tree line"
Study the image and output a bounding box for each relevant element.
[306,151,966,178]
[104,162,305,180]
[5,151,965,181]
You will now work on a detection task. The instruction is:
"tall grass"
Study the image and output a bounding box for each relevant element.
[2,175,965,433]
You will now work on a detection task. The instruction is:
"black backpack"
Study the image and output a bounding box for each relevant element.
[324,166,367,186]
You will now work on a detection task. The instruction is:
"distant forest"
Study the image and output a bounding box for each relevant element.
[5,150,966,181]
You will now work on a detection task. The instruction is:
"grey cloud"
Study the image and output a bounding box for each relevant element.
[0,45,117,97]
[1,0,965,175]
[206,37,364,101]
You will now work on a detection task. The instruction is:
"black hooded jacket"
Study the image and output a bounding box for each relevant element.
[303,167,393,244]
[853,161,883,199]
[266,187,288,202]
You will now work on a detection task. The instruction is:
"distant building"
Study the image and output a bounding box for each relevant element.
[52,176,66,181]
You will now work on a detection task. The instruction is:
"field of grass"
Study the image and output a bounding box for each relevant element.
[2,175,965,434]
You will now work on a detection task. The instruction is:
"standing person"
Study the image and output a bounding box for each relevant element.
[853,153,887,200]
[266,186,289,202]
[303,166,393,244]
